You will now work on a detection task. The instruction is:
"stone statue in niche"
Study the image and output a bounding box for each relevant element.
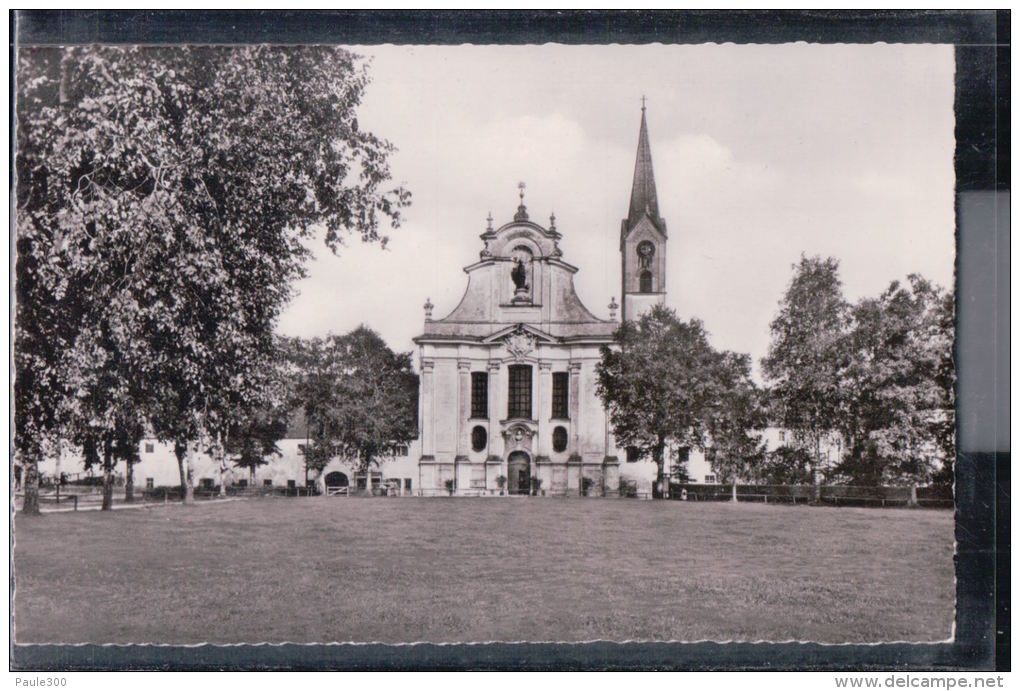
[510,246,532,304]
[511,257,528,292]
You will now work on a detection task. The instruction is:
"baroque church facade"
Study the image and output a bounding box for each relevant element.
[414,107,678,497]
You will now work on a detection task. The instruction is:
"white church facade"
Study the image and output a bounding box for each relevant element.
[412,195,622,496]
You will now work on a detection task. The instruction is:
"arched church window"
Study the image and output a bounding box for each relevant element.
[471,426,487,452]
[552,426,568,453]
[640,270,653,293]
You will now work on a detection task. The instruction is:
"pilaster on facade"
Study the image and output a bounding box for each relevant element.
[602,454,621,496]
[568,362,582,456]
[486,360,501,459]
[420,359,436,457]
[537,360,552,458]
[456,360,471,457]
[453,454,468,493]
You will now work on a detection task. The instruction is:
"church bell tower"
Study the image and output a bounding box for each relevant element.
[620,102,667,323]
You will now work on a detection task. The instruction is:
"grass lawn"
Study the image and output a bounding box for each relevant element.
[13,496,955,644]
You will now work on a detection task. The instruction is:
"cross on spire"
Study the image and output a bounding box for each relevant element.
[518,181,526,203]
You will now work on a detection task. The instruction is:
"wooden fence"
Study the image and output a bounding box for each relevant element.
[672,483,953,508]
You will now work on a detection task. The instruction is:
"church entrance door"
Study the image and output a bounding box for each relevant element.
[507,451,531,495]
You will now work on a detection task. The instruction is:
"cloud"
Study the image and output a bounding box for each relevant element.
[278,44,955,378]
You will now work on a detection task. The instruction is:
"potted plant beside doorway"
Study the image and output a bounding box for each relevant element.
[496,475,507,496]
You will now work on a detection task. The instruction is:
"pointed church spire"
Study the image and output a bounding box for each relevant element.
[626,103,664,233]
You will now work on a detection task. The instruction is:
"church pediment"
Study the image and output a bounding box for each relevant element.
[483,220,560,260]
[481,323,558,347]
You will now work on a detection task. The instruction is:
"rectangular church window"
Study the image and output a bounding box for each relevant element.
[507,364,532,419]
[552,372,569,419]
[471,372,488,419]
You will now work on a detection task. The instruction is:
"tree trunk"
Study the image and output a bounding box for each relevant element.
[653,439,667,499]
[812,435,822,504]
[184,440,196,502]
[216,430,227,497]
[101,442,114,511]
[20,443,42,516]
[909,483,918,507]
[124,459,135,503]
[731,479,738,503]
[174,440,188,503]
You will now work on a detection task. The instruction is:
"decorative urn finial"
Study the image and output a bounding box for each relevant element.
[514,181,529,221]
[486,212,493,231]
[423,297,434,320]
[608,296,619,321]
[549,211,556,231]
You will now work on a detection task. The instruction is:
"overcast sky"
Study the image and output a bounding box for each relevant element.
[276,44,955,377]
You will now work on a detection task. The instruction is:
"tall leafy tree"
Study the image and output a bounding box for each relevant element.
[291,327,419,481]
[762,255,848,502]
[15,46,409,512]
[930,287,956,488]
[705,352,767,501]
[223,350,293,487]
[227,411,289,487]
[835,275,954,497]
[596,305,723,498]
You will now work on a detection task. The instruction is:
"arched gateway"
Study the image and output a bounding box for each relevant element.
[507,451,531,495]
[324,471,349,489]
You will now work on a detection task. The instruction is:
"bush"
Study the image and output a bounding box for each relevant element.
[618,478,638,498]
[581,476,596,496]
[444,478,455,495]
[530,477,543,496]
[143,485,184,500]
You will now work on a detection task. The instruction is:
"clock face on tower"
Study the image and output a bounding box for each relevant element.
[637,241,655,269]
